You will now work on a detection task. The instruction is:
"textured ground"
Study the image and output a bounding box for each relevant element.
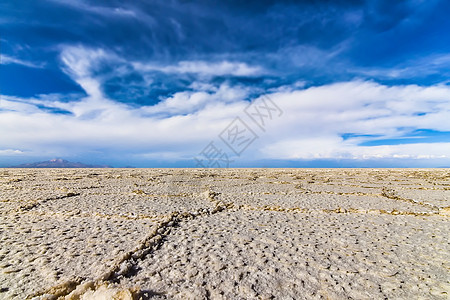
[0,168,449,299]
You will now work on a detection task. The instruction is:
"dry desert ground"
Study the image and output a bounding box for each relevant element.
[0,168,449,299]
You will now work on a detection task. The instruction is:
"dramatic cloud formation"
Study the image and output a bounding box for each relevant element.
[1,0,450,166]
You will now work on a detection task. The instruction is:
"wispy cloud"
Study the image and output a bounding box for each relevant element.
[142,84,250,116]
[47,0,137,18]
[353,53,450,79]
[56,45,266,108]
[1,54,44,68]
[0,149,24,155]
[133,60,264,77]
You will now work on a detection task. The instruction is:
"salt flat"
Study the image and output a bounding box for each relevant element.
[0,169,449,299]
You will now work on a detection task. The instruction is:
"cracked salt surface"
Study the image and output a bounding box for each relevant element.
[118,211,449,299]
[0,168,449,299]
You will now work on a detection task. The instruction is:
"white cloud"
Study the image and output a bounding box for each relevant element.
[1,54,44,68]
[143,84,250,116]
[133,60,264,77]
[57,46,129,117]
[0,96,42,113]
[264,81,450,136]
[47,0,137,18]
[354,53,450,79]
[260,139,450,160]
[0,149,24,156]
[252,81,450,161]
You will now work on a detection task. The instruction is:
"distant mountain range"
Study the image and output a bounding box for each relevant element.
[10,158,111,168]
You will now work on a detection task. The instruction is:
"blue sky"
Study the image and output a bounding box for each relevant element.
[1,0,450,167]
